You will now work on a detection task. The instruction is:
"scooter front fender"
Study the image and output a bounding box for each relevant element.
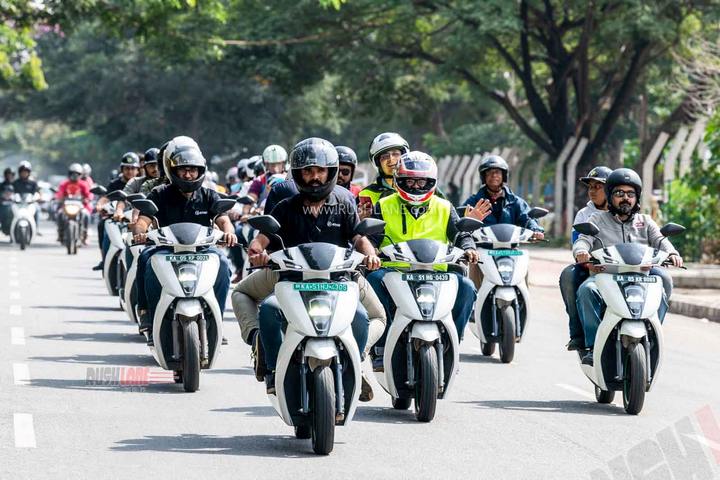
[619,320,647,340]
[410,322,440,343]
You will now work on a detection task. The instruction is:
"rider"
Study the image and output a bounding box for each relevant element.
[247,145,288,207]
[574,168,683,366]
[140,143,170,195]
[366,151,479,371]
[131,136,237,346]
[113,148,162,222]
[1,167,16,235]
[231,137,386,400]
[93,152,140,271]
[559,166,612,351]
[358,132,410,219]
[81,163,94,187]
[336,146,361,196]
[54,163,92,243]
[12,161,41,233]
[462,155,545,288]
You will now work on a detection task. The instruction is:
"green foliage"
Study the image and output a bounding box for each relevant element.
[661,114,720,263]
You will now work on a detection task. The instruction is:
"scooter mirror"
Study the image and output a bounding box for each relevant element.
[125,193,146,203]
[133,199,159,218]
[210,198,236,216]
[573,222,600,236]
[106,190,127,202]
[236,195,255,206]
[456,217,484,233]
[528,207,549,219]
[248,215,281,235]
[355,218,385,237]
[660,222,686,237]
[90,185,107,196]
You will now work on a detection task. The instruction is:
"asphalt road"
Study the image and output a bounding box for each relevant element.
[1,221,719,479]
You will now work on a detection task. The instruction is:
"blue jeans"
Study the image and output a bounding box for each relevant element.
[367,268,476,347]
[559,264,589,341]
[259,295,369,371]
[577,267,672,348]
[138,246,231,326]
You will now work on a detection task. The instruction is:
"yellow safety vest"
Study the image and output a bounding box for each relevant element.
[378,194,451,248]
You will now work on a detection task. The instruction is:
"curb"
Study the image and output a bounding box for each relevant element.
[669,298,720,323]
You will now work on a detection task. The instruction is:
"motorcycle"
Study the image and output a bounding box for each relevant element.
[469,208,548,363]
[10,193,38,250]
[375,217,482,422]
[59,196,87,255]
[573,221,686,415]
[134,198,236,392]
[247,214,385,455]
[120,193,148,328]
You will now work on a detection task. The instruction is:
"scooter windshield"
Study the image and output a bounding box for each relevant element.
[167,223,211,245]
[613,243,648,266]
[296,243,341,271]
[405,239,440,264]
[486,224,517,243]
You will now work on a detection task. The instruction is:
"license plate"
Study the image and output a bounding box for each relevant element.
[164,254,210,262]
[293,283,348,292]
[487,249,523,256]
[402,273,450,282]
[613,274,657,283]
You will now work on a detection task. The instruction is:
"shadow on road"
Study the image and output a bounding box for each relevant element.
[204,368,254,376]
[459,353,505,364]
[457,399,624,416]
[66,319,131,325]
[33,305,121,312]
[30,353,156,367]
[29,378,187,394]
[352,406,418,424]
[210,405,276,416]
[111,433,327,458]
[32,332,144,343]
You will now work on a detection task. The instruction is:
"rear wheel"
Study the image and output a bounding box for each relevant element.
[499,306,516,364]
[311,366,335,455]
[623,343,647,415]
[595,385,615,404]
[480,340,495,356]
[392,397,412,410]
[182,321,201,392]
[414,344,438,422]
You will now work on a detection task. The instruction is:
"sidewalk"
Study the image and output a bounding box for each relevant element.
[527,246,720,323]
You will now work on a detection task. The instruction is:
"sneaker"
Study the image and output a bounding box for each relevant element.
[222,336,228,345]
[146,334,154,347]
[138,310,152,333]
[359,372,374,402]
[265,372,276,395]
[566,338,585,351]
[372,356,384,373]
[252,331,267,382]
[581,350,594,366]
[92,262,104,271]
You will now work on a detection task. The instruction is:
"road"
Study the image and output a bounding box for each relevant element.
[2,221,719,479]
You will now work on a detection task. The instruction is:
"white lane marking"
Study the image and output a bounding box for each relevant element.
[13,363,30,385]
[9,256,18,263]
[10,291,20,300]
[9,305,22,316]
[556,383,595,400]
[9,279,20,287]
[11,327,25,345]
[13,413,36,448]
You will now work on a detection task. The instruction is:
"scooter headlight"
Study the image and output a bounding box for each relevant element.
[496,257,515,284]
[176,263,199,295]
[623,284,645,318]
[64,204,81,217]
[301,292,337,335]
[414,283,437,320]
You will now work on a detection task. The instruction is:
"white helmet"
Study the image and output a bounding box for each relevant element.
[82,163,92,176]
[368,132,410,175]
[262,144,287,166]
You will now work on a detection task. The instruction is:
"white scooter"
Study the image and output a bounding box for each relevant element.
[10,193,38,250]
[573,221,686,415]
[134,198,236,392]
[120,193,148,328]
[102,190,133,298]
[469,208,548,363]
[247,215,385,455]
[375,217,482,422]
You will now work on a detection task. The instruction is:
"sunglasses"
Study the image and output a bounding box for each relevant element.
[339,167,353,176]
[612,190,636,198]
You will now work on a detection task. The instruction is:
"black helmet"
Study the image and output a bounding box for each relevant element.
[119,152,141,170]
[605,168,642,215]
[290,137,339,202]
[252,157,266,177]
[478,155,509,184]
[143,147,160,166]
[163,136,207,193]
[336,146,357,168]
[3,167,14,177]
[579,165,612,185]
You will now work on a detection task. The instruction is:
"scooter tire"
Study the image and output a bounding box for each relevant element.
[623,343,646,415]
[480,341,495,356]
[414,344,438,423]
[182,322,201,393]
[595,386,615,404]
[392,397,412,410]
[499,306,515,364]
[311,366,335,455]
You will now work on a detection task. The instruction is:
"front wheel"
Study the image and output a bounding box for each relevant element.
[294,425,311,439]
[623,343,647,415]
[182,321,201,392]
[595,385,615,404]
[480,340,495,356]
[311,366,335,455]
[499,306,516,364]
[414,344,438,422]
[392,397,412,410]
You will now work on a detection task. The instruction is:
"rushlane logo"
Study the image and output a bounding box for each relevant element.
[85,367,175,389]
[590,405,720,479]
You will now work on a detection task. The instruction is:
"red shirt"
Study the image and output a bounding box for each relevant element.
[56,179,92,206]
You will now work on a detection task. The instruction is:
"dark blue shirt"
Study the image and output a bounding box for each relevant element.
[463,185,542,231]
